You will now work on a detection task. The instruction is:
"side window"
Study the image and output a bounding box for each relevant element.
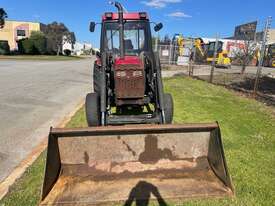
[112,30,119,50]
[139,30,145,49]
[217,42,223,53]
[106,30,112,50]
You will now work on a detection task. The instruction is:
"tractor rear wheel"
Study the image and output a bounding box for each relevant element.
[163,93,174,124]
[85,93,100,126]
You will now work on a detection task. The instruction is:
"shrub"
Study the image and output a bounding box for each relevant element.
[64,49,71,56]
[21,39,35,54]
[17,31,47,55]
[0,40,10,55]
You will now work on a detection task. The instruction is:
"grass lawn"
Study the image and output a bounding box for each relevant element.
[0,55,84,61]
[1,77,274,206]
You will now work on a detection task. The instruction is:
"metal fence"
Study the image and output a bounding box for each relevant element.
[157,41,193,66]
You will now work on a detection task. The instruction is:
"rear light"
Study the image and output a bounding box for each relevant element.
[105,12,113,19]
[116,71,126,77]
[133,71,143,77]
[139,12,147,19]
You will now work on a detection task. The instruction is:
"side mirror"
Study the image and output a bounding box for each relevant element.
[89,22,96,32]
[96,51,101,58]
[154,23,163,32]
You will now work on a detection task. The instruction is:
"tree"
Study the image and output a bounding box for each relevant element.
[0,40,10,54]
[232,24,258,75]
[162,34,171,45]
[17,31,47,54]
[43,22,75,55]
[0,8,7,29]
[233,39,257,74]
[30,31,47,54]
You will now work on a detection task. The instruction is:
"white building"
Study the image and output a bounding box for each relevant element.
[73,42,92,56]
[62,35,93,56]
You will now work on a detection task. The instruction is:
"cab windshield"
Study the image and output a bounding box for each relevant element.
[269,44,275,55]
[207,41,223,57]
[104,21,149,56]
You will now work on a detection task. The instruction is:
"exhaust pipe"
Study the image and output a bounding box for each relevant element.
[114,2,125,58]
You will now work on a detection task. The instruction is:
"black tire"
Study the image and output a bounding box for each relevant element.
[85,93,100,126]
[163,93,174,124]
[93,62,101,94]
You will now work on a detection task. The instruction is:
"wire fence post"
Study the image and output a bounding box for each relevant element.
[209,34,219,83]
[253,16,272,97]
[188,38,194,76]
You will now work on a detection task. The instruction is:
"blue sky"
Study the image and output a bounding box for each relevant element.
[2,0,275,48]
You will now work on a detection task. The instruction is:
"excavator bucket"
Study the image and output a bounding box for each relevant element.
[40,123,233,205]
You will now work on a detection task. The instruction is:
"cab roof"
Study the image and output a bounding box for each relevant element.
[102,12,149,21]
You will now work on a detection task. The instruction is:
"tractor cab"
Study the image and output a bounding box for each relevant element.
[87,2,170,126]
[101,13,152,57]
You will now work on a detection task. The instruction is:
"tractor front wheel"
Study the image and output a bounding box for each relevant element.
[85,93,100,126]
[163,93,174,124]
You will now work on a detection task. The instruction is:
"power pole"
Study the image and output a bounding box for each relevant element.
[253,16,272,96]
[209,34,219,83]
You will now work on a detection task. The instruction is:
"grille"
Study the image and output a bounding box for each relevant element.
[115,64,145,99]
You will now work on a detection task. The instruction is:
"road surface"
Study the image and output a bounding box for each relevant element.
[0,58,93,182]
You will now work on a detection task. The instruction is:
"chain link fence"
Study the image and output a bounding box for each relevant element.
[157,30,275,106]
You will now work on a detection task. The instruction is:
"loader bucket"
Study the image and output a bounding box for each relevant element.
[40,123,233,205]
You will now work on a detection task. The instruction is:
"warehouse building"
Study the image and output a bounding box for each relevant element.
[0,20,40,50]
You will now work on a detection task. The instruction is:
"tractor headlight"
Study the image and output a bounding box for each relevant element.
[132,71,142,77]
[116,71,126,77]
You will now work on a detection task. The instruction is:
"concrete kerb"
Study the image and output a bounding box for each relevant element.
[0,98,85,200]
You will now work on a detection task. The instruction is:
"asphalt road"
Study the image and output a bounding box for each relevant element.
[0,58,93,182]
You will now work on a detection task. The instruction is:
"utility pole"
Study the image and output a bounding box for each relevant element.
[209,34,219,83]
[253,16,272,96]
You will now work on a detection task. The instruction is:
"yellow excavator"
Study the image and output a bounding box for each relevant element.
[206,41,231,69]
[193,38,231,68]
[264,43,275,67]
[39,2,233,205]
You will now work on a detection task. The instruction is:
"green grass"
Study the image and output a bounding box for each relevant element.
[0,55,84,61]
[1,77,275,206]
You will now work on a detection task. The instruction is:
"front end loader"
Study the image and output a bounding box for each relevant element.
[40,2,233,205]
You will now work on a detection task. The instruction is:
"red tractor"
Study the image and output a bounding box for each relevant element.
[86,2,173,126]
[40,4,233,204]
